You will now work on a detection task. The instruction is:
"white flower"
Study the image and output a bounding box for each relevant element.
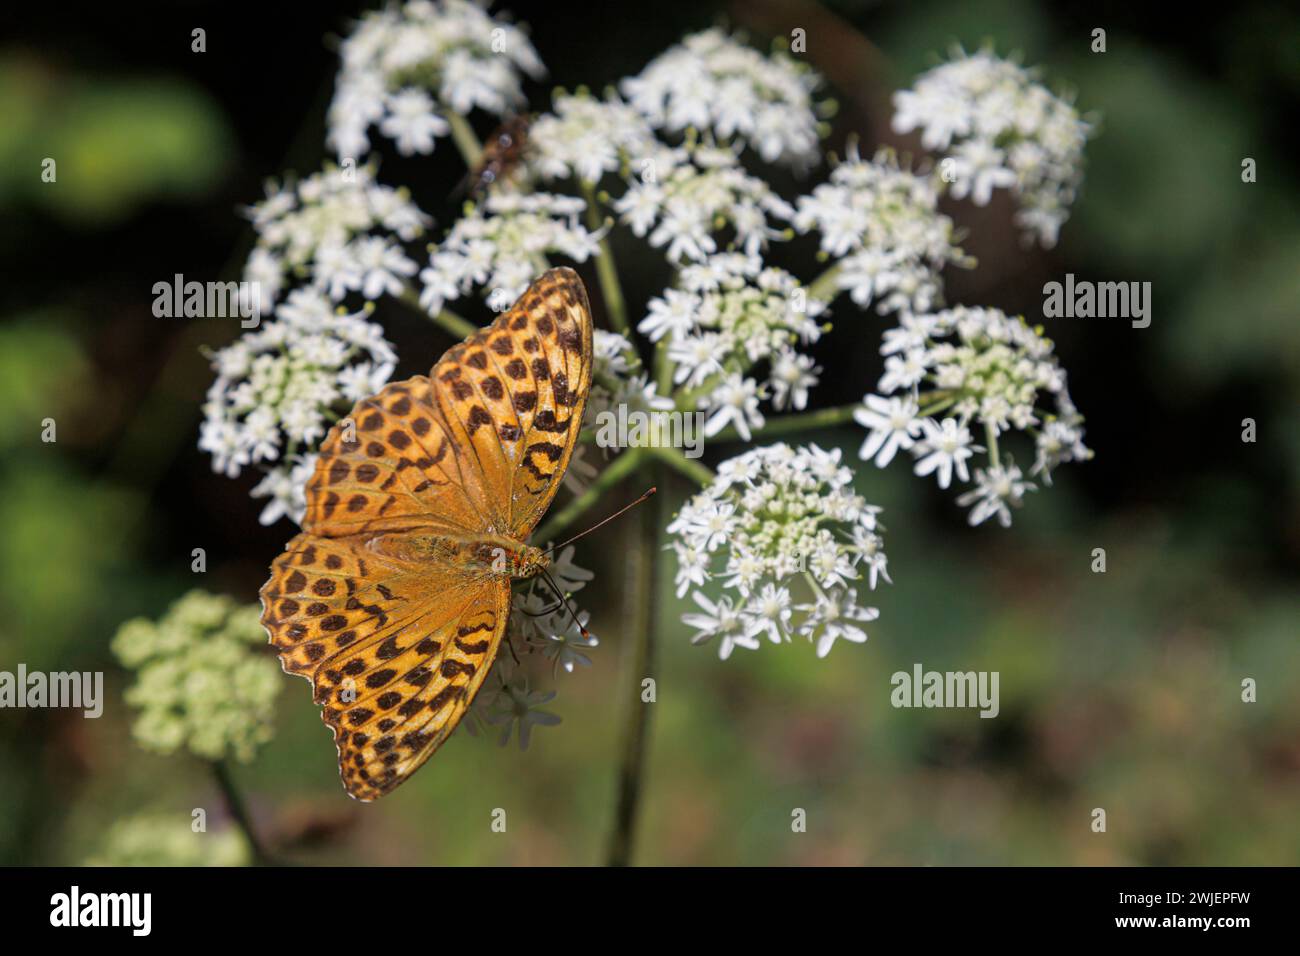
[671,443,890,661]
[891,47,1094,246]
[621,28,826,168]
[327,0,545,161]
[797,588,879,658]
[682,592,758,660]
[743,582,793,644]
[854,394,922,466]
[378,88,450,155]
[956,463,1035,527]
[485,675,561,750]
[913,417,977,489]
[702,374,764,441]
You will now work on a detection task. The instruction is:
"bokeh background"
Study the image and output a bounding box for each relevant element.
[1,0,1297,865]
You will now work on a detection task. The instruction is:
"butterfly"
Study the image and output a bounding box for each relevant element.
[259,267,593,801]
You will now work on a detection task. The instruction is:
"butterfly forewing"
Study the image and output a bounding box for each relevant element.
[429,267,593,538]
[260,268,594,800]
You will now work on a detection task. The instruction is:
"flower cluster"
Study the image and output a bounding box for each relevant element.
[199,289,395,525]
[636,253,825,440]
[528,90,657,185]
[242,163,429,315]
[614,142,794,264]
[891,48,1093,247]
[794,145,968,315]
[86,814,251,867]
[621,28,826,168]
[327,0,545,160]
[670,443,889,660]
[112,591,280,763]
[419,192,598,314]
[855,305,1090,526]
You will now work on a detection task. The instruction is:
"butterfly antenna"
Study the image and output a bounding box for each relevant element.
[543,487,657,556]
[541,569,590,640]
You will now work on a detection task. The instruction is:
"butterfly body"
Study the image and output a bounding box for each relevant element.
[364,529,550,579]
[260,268,592,801]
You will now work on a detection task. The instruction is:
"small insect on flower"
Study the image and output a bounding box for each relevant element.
[457,113,533,201]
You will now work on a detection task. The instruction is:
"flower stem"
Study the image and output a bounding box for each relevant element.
[446,111,483,168]
[211,760,275,866]
[532,448,646,544]
[605,464,662,866]
[397,287,479,339]
[806,261,844,304]
[708,403,860,444]
[649,444,715,486]
[581,182,630,335]
[985,421,1001,468]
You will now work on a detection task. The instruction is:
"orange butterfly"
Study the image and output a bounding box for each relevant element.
[260,268,593,801]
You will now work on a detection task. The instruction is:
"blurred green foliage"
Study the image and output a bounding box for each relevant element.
[0,54,230,223]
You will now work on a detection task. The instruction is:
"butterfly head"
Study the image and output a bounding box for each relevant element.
[512,543,550,580]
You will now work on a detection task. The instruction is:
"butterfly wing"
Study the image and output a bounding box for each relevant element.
[427,266,593,539]
[260,533,509,801]
[304,376,500,538]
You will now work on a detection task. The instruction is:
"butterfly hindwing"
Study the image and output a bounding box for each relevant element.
[260,532,510,801]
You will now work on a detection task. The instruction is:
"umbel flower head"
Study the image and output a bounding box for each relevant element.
[621,27,828,168]
[528,89,657,186]
[112,590,280,763]
[855,305,1090,526]
[637,253,825,440]
[199,290,396,525]
[613,141,794,264]
[327,0,545,160]
[86,813,250,867]
[891,47,1093,247]
[242,162,430,316]
[670,443,889,660]
[419,192,598,314]
[794,144,969,316]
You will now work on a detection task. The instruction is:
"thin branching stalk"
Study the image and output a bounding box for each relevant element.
[445,111,483,167]
[533,448,646,544]
[581,182,630,334]
[211,760,275,866]
[708,403,861,443]
[605,465,662,866]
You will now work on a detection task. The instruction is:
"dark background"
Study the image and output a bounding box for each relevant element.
[1,0,1297,865]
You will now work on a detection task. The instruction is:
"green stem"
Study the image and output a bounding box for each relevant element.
[211,760,275,866]
[532,448,646,544]
[806,261,844,304]
[707,403,860,444]
[446,111,483,168]
[581,182,630,335]
[985,421,1000,468]
[649,445,715,486]
[605,464,662,866]
[397,287,479,339]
